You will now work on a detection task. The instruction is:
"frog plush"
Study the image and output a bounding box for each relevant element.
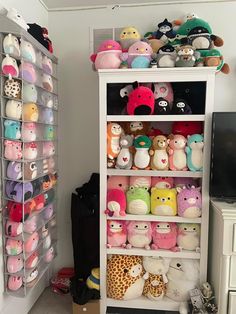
[126,186,150,215]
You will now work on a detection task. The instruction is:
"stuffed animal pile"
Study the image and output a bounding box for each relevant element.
[90,14,229,74]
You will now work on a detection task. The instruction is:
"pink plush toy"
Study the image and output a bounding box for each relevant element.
[25,251,39,269]
[5,220,23,237]
[2,54,19,77]
[127,86,155,115]
[121,41,153,68]
[107,176,129,192]
[153,82,174,107]
[151,222,179,252]
[4,140,22,160]
[43,141,55,157]
[126,221,152,249]
[43,204,54,220]
[168,134,187,171]
[24,215,38,234]
[6,239,23,255]
[7,256,23,273]
[107,220,127,248]
[24,232,39,253]
[174,177,197,188]
[44,247,55,263]
[90,40,122,70]
[8,275,23,291]
[151,177,174,189]
[177,186,202,218]
[129,176,151,189]
[106,189,126,217]
[23,142,38,160]
[21,123,37,141]
[24,268,38,287]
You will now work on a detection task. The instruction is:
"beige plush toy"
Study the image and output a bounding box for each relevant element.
[150,135,169,170]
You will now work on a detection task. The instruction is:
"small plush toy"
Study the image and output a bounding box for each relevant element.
[44,247,55,263]
[19,62,37,84]
[172,98,192,114]
[24,161,37,180]
[129,176,151,189]
[43,157,55,174]
[107,220,127,248]
[34,194,45,211]
[22,103,39,122]
[127,85,155,115]
[107,255,146,300]
[5,100,22,120]
[3,34,20,57]
[5,220,23,237]
[44,125,54,140]
[4,120,21,140]
[168,134,187,171]
[40,108,54,124]
[174,177,197,188]
[43,203,54,220]
[25,251,39,269]
[21,122,37,141]
[107,122,122,160]
[90,40,122,70]
[177,186,202,218]
[133,136,152,170]
[24,268,39,287]
[7,161,22,180]
[40,91,54,108]
[151,177,174,189]
[122,121,150,138]
[7,256,24,273]
[172,121,203,138]
[86,268,100,290]
[20,39,36,63]
[148,39,165,54]
[24,231,39,253]
[43,141,55,157]
[177,223,200,252]
[116,135,133,170]
[156,45,176,68]
[4,140,22,160]
[2,54,19,77]
[42,73,53,92]
[153,82,174,107]
[119,27,141,51]
[24,215,38,234]
[107,176,129,192]
[4,78,21,99]
[27,23,53,52]
[7,8,29,31]
[154,97,171,114]
[151,188,177,216]
[23,142,38,160]
[6,181,33,202]
[42,56,53,75]
[32,177,43,197]
[175,45,197,67]
[6,239,23,255]
[151,222,179,251]
[106,189,126,217]
[186,134,204,171]
[8,275,23,291]
[200,48,230,74]
[121,41,153,68]
[150,135,169,171]
[22,83,38,103]
[126,221,152,249]
[126,186,150,215]
[154,18,176,43]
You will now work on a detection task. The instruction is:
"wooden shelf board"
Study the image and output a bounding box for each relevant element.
[107,114,205,122]
[107,169,203,178]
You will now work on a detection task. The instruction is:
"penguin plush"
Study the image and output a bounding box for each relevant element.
[155,18,176,43]
[156,45,176,68]
[172,98,192,114]
[154,97,171,115]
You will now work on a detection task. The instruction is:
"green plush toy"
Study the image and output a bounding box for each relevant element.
[197,49,230,74]
[126,186,150,215]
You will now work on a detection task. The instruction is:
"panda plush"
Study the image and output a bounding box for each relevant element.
[154,97,171,114]
[172,98,192,114]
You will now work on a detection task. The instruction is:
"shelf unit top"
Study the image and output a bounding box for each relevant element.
[107,169,203,178]
[107,114,205,122]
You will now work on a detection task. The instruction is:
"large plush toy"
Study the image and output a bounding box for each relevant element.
[6,238,23,255]
[177,223,200,252]
[168,134,187,171]
[126,186,150,215]
[126,221,152,249]
[133,136,152,170]
[107,122,122,160]
[107,220,127,248]
[27,23,53,52]
[172,121,203,138]
[5,100,22,120]
[5,220,23,237]
[106,189,126,217]
[7,161,22,180]
[150,135,169,170]
[143,256,169,300]
[19,62,37,84]
[151,188,177,216]
[129,176,151,189]
[119,26,141,51]
[23,142,38,160]
[107,176,129,192]
[4,140,22,160]
[2,54,19,77]
[156,45,176,68]
[107,83,133,115]
[24,232,39,253]
[22,83,38,103]
[177,186,202,218]
[20,39,36,63]
[90,40,122,70]
[4,120,21,140]
[116,135,133,170]
[8,275,23,291]
[127,85,155,115]
[151,222,179,251]
[4,78,21,99]
[3,34,20,57]
[22,103,39,122]
[186,134,204,171]
[107,255,146,300]
[151,177,174,189]
[121,41,153,68]
[21,123,37,141]
[7,256,23,273]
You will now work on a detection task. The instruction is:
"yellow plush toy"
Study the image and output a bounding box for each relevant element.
[151,188,177,216]
[22,103,39,122]
[119,26,141,51]
[86,268,100,291]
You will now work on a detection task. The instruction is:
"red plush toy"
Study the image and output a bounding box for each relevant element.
[8,201,32,222]
[172,121,203,138]
[34,194,45,211]
[127,86,155,115]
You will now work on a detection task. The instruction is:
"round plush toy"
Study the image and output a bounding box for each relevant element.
[129,176,151,189]
[21,122,37,141]
[24,268,39,287]
[5,100,22,120]
[4,120,21,140]
[5,220,23,237]
[42,56,53,75]
[44,247,55,263]
[24,232,39,253]
[2,54,19,77]
[177,186,202,218]
[156,45,176,68]
[43,203,54,220]
[44,125,54,140]
[4,78,21,99]
[34,194,46,211]
[153,82,174,107]
[119,27,141,51]
[20,39,36,63]
[121,41,153,68]
[86,268,100,290]
[40,108,54,124]
[107,176,129,192]
[7,161,22,180]
[43,141,55,157]
[127,85,155,115]
[41,73,53,92]
[3,34,20,57]
[22,103,39,122]
[40,92,54,108]
[107,220,127,248]
[6,238,23,255]
[151,188,177,216]
[24,161,38,180]
[106,189,126,217]
[151,222,179,251]
[19,62,37,84]
[22,83,38,103]
[126,186,150,215]
[126,221,152,250]
[6,181,33,202]
[26,251,39,269]
[172,98,192,114]
[43,234,52,250]
[151,177,174,189]
[7,256,24,273]
[24,215,38,234]
[4,140,22,160]
[23,142,38,160]
[177,223,200,251]
[8,275,23,291]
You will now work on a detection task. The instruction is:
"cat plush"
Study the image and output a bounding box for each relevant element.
[3,34,20,57]
[107,220,127,248]
[20,39,36,63]
[4,120,21,140]
[7,161,22,180]
[5,100,22,120]
[126,186,150,215]
[126,221,152,249]
[2,54,19,77]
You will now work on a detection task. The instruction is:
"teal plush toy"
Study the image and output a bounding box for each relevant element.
[126,186,150,214]
[185,134,204,171]
[44,125,54,140]
[4,120,21,140]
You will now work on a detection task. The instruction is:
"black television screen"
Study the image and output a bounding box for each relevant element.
[210,112,236,199]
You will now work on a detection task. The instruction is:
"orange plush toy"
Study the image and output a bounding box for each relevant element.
[107,122,123,160]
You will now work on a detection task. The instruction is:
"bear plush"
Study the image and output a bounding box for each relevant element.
[151,188,177,216]
[150,135,169,170]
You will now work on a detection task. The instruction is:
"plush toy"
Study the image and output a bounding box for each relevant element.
[175,45,198,67]
[24,215,38,234]
[106,189,126,217]
[143,256,169,300]
[177,186,202,218]
[43,157,55,174]
[200,48,230,74]
[5,220,22,237]
[107,122,122,160]
[24,231,39,253]
[126,221,152,249]
[25,251,39,269]
[121,41,153,68]
[151,177,174,189]
[168,134,187,171]
[7,8,29,31]
[24,268,39,287]
[43,141,55,157]
[23,142,38,160]
[2,54,19,77]
[41,73,53,92]
[133,136,152,170]
[5,100,22,120]
[129,176,151,189]
[21,122,37,141]
[107,220,127,248]
[86,268,100,290]
[44,125,54,140]
[147,127,163,139]
[107,83,133,115]
[4,78,21,99]
[107,176,129,192]
[7,256,24,273]
[122,121,150,138]
[3,34,20,57]
[90,40,122,70]
[119,27,141,51]
[32,177,43,197]
[8,275,23,291]
[156,45,176,68]
[151,222,179,251]
[4,120,21,140]
[107,255,146,300]
[172,121,203,138]
[126,186,150,215]
[186,134,204,171]
[34,194,45,211]
[153,82,174,107]
[41,174,51,191]
[127,85,155,116]
[42,56,53,75]
[4,140,22,160]
[22,103,39,122]
[19,62,37,84]
[20,39,36,63]
[43,203,54,220]
[154,18,176,43]
[148,39,165,54]
[7,161,22,180]
[40,91,54,108]
[22,83,38,103]
[177,223,200,252]
[6,181,33,202]
[151,188,177,216]
[174,177,197,188]
[24,161,37,180]
[40,108,54,124]
[27,23,53,52]
[6,239,23,255]
[44,247,55,263]
[172,98,192,114]
[154,97,171,114]
[150,135,169,171]
[49,172,57,187]
[115,135,133,170]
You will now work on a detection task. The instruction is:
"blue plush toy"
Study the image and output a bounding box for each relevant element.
[44,126,54,140]
[4,120,21,140]
[40,108,54,124]
[185,134,204,171]
[22,83,38,103]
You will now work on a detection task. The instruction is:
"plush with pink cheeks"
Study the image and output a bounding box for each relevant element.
[107,220,127,248]
[7,256,23,273]
[90,40,122,70]
[8,275,23,291]
[106,189,126,217]
[174,177,197,188]
[129,176,151,189]
[24,231,39,253]
[25,251,39,269]
[151,177,174,189]
[127,86,155,115]
[21,123,37,141]
[168,134,187,171]
[126,221,152,249]
[43,141,55,157]
[151,222,179,252]
[23,215,38,234]
[44,247,54,263]
[6,239,23,255]
[4,140,22,160]
[153,83,174,106]
[121,41,153,68]
[107,176,129,192]
[5,220,23,237]
[23,142,38,160]
[177,186,202,218]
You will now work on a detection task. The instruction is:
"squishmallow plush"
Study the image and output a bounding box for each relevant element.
[168,134,187,171]
[24,232,39,253]
[127,85,155,115]
[151,222,179,251]
[43,203,54,220]
[26,251,39,269]
[23,142,38,160]
[172,98,192,114]
[126,221,152,249]
[107,220,127,248]
[40,91,54,108]
[44,189,55,206]
[119,26,141,51]
[150,135,169,171]
[20,39,36,63]
[3,34,20,57]
[19,62,37,84]
[121,41,153,68]
[151,188,177,216]
[44,247,55,263]
[24,215,38,234]
[5,100,22,120]
[44,125,54,140]
[41,73,53,92]
[177,186,202,218]
[24,268,39,287]
[22,103,39,122]
[24,161,38,180]
[7,256,24,273]
[6,181,33,202]
[2,54,19,77]
[153,82,174,107]
[156,45,176,68]
[40,108,54,124]
[172,121,203,138]
[4,78,21,99]
[129,176,151,189]
[43,141,55,157]
[151,177,174,189]
[7,161,22,180]
[6,239,23,255]
[106,189,126,217]
[21,122,37,141]
[42,224,49,238]
[133,136,152,170]
[7,8,29,31]
[22,83,38,103]
[186,134,204,171]
[5,220,23,237]
[107,176,129,192]
[177,223,200,251]
[107,122,122,160]
[115,135,133,170]
[126,186,150,215]
[34,194,45,211]
[174,177,197,188]
[42,56,53,75]
[123,121,150,137]
[4,140,22,160]
[4,120,21,140]
[8,275,23,291]
[43,234,51,250]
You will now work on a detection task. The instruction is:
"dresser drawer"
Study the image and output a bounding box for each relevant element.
[223,221,236,255]
[230,256,236,288]
[228,292,236,314]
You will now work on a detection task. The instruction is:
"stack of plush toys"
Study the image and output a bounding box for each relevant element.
[90,14,229,74]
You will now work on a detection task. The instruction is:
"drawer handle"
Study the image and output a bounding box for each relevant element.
[233,224,236,252]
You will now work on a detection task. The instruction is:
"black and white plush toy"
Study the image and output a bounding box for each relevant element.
[172,98,192,114]
[154,97,171,114]
[155,18,175,43]
[156,45,176,68]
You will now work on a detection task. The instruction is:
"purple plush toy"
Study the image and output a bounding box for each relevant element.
[7,161,22,180]
[174,177,198,188]
[43,204,54,220]
[177,186,202,218]
[5,181,33,202]
[19,62,37,83]
[6,239,23,255]
[7,256,24,273]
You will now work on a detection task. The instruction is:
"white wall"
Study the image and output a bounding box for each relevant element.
[49,1,236,269]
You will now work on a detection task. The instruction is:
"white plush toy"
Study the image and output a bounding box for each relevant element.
[20,39,36,63]
[7,8,29,31]
[177,224,200,252]
[3,34,20,57]
[5,100,22,120]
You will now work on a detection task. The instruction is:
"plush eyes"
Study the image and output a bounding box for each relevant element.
[167,197,170,200]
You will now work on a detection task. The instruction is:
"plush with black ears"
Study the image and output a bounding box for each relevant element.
[154,97,171,115]
[27,24,53,53]
[172,98,192,114]
[155,18,176,43]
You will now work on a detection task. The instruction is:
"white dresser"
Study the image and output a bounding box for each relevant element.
[209,200,236,314]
